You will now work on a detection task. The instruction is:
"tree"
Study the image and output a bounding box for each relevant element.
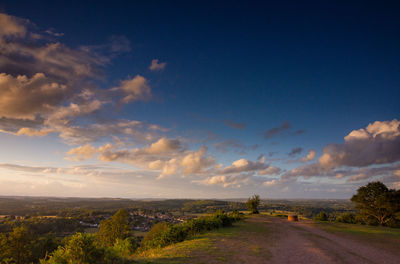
[141,222,170,248]
[351,181,400,226]
[0,226,34,264]
[246,195,260,214]
[314,211,328,222]
[41,233,104,264]
[97,209,131,247]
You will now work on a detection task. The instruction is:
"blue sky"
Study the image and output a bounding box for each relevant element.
[0,1,399,198]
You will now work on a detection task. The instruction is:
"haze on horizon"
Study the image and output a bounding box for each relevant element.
[0,1,399,199]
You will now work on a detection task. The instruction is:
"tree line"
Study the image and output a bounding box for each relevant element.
[314,182,400,227]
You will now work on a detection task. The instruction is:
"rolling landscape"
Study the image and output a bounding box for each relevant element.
[0,0,399,263]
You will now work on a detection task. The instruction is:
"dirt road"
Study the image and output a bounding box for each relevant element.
[265,216,399,264]
[136,215,400,263]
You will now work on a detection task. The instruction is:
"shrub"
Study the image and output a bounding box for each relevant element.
[140,222,170,249]
[140,211,241,250]
[314,211,328,222]
[112,237,138,258]
[246,195,260,214]
[40,233,105,264]
[336,213,356,224]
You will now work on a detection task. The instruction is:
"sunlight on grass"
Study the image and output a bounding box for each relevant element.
[318,222,400,237]
[133,217,273,263]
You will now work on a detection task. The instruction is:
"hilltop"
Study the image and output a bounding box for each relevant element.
[134,214,400,264]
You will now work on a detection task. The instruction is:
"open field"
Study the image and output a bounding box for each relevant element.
[134,215,400,264]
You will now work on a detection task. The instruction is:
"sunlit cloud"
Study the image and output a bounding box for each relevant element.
[0,11,397,198]
[149,59,167,71]
[284,119,400,183]
[112,75,151,104]
[301,149,316,162]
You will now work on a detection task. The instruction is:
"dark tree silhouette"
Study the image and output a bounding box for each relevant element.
[351,181,400,226]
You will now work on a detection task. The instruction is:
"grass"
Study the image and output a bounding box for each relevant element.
[132,215,272,264]
[132,214,400,263]
[314,221,400,254]
[133,225,241,264]
[316,221,400,237]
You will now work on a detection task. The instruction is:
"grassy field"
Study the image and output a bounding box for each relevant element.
[132,215,272,264]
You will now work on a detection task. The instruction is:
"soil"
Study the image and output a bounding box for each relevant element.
[189,215,400,264]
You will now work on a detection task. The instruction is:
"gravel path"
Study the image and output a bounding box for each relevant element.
[267,216,399,264]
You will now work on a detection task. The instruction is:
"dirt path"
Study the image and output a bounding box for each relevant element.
[136,215,400,264]
[267,216,399,264]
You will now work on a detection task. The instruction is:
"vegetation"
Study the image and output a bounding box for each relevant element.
[335,212,357,224]
[97,209,131,247]
[314,211,328,222]
[246,195,260,214]
[351,181,400,226]
[1,185,399,263]
[135,215,270,264]
[140,211,242,250]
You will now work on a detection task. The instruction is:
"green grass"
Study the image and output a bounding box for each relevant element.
[132,216,272,264]
[133,225,241,264]
[315,221,400,254]
[316,222,400,237]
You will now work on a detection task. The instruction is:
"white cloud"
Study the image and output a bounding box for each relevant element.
[66,144,97,161]
[149,59,166,71]
[301,149,316,162]
[285,120,400,181]
[181,147,215,174]
[258,166,281,175]
[145,137,182,154]
[263,179,278,186]
[218,158,269,174]
[113,75,151,104]
[0,13,27,38]
[196,174,251,188]
[318,119,400,169]
[16,127,53,137]
[0,73,67,120]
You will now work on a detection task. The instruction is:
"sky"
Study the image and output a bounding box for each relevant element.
[0,0,399,199]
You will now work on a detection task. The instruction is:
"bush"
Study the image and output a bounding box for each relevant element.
[336,213,357,224]
[246,195,260,214]
[140,211,241,250]
[314,211,328,222]
[112,237,138,258]
[40,233,105,264]
[41,233,132,264]
[141,222,170,249]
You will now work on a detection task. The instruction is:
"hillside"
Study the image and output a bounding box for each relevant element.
[134,214,400,264]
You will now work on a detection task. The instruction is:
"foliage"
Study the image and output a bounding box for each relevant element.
[140,211,242,250]
[97,209,131,247]
[40,233,103,264]
[111,237,139,258]
[314,211,328,222]
[141,222,170,248]
[246,195,260,214]
[335,213,357,224]
[40,233,133,264]
[0,225,35,264]
[351,181,400,226]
